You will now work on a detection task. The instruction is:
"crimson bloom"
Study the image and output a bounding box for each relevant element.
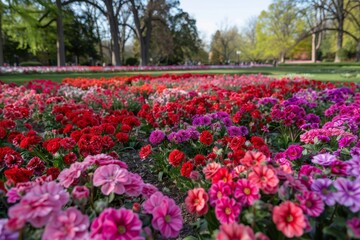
[200,130,213,145]
[168,149,185,167]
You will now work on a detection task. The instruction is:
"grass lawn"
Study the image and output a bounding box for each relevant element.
[1,64,360,84]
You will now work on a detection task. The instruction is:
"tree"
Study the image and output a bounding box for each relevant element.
[238,17,265,61]
[210,25,239,64]
[256,0,307,62]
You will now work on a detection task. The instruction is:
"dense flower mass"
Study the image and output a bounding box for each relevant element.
[0,74,359,239]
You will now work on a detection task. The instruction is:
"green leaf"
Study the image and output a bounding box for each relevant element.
[182,236,199,240]
[158,171,164,182]
[323,226,346,239]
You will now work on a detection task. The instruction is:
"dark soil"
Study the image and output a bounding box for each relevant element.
[121,149,198,239]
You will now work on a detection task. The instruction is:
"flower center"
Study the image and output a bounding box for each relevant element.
[305,201,312,208]
[217,191,222,199]
[286,215,293,222]
[118,225,126,234]
[194,199,199,205]
[243,187,251,195]
[261,176,266,182]
[223,177,227,183]
[321,188,328,195]
[165,215,172,223]
[225,207,232,215]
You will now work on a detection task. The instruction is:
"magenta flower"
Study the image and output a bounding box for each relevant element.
[42,207,89,240]
[124,173,144,197]
[297,191,324,217]
[152,198,183,238]
[215,197,241,224]
[149,130,165,145]
[93,164,129,195]
[143,191,168,214]
[208,180,233,207]
[347,217,360,239]
[90,208,144,240]
[141,183,158,199]
[311,178,335,206]
[285,145,303,160]
[8,182,69,228]
[72,186,90,202]
[234,179,260,206]
[334,178,360,212]
[311,153,337,166]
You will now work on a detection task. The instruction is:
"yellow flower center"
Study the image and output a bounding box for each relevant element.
[118,225,126,234]
[223,177,227,183]
[225,207,232,215]
[165,215,172,223]
[243,187,251,195]
[217,191,222,199]
[286,215,293,222]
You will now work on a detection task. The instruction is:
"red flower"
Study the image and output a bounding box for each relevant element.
[46,167,60,180]
[4,168,33,184]
[168,149,185,166]
[26,157,45,175]
[200,130,213,145]
[194,154,206,166]
[181,161,194,178]
[251,136,266,148]
[139,144,152,159]
[43,138,61,154]
[116,132,129,143]
[0,127,7,139]
[121,124,132,133]
[212,168,232,184]
[63,152,78,165]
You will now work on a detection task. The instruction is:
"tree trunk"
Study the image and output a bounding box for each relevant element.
[95,21,104,62]
[0,5,4,66]
[280,52,285,63]
[335,0,344,63]
[56,0,66,67]
[105,0,121,66]
[311,33,316,63]
[334,29,343,62]
[356,39,360,62]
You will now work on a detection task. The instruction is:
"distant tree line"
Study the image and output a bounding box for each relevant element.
[0,0,207,66]
[209,0,360,64]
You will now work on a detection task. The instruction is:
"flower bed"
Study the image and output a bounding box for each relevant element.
[0,74,359,239]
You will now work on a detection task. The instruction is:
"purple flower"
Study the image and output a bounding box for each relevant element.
[347,217,360,239]
[297,191,324,217]
[350,147,360,157]
[311,153,337,166]
[0,219,19,240]
[346,156,360,177]
[311,178,335,206]
[334,178,360,212]
[174,130,191,143]
[187,128,199,140]
[149,130,165,145]
[221,117,233,127]
[192,117,203,126]
[202,116,212,125]
[227,126,248,137]
[339,135,358,148]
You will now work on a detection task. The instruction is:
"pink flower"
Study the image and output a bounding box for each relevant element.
[208,180,233,207]
[272,201,306,238]
[234,179,260,206]
[203,162,221,179]
[143,192,168,214]
[297,191,324,217]
[58,162,85,188]
[8,182,69,228]
[42,207,89,240]
[0,219,19,240]
[141,183,158,199]
[216,222,255,240]
[124,173,144,197]
[90,208,144,240]
[185,188,209,216]
[93,164,129,195]
[72,186,90,201]
[152,198,183,238]
[215,197,241,224]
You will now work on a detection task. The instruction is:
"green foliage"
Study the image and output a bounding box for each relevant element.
[125,57,139,66]
[19,61,42,66]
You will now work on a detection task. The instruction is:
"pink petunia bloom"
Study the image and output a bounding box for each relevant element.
[203,162,222,180]
[57,162,85,188]
[272,201,306,238]
[248,165,279,194]
[42,207,89,240]
[8,182,69,228]
[143,191,168,214]
[90,208,144,240]
[234,179,260,206]
[208,180,233,207]
[141,183,158,199]
[93,164,129,195]
[185,188,209,216]
[347,217,360,239]
[215,197,241,224]
[297,191,324,217]
[124,173,144,197]
[72,186,90,202]
[152,198,183,238]
[216,222,255,240]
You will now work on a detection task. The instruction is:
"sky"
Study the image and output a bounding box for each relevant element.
[179,0,273,43]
